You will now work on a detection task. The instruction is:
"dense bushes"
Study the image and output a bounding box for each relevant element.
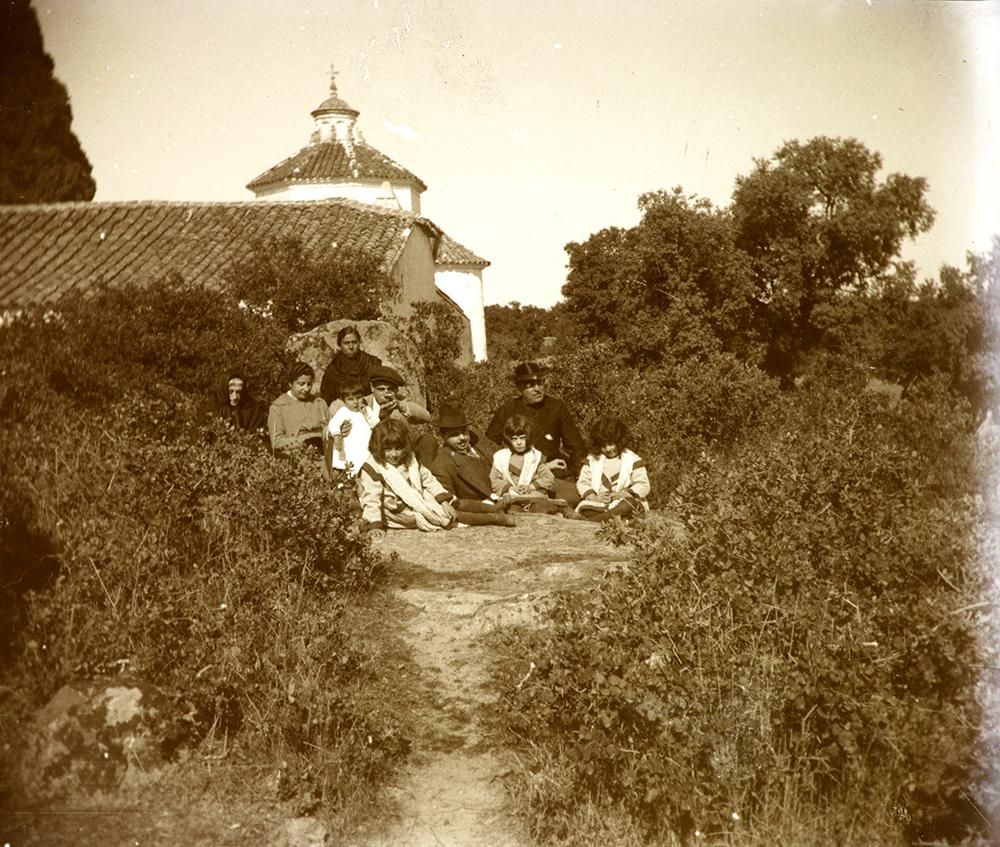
[0,273,285,405]
[491,378,990,844]
[0,266,411,814]
[0,378,407,806]
[399,300,467,409]
[225,237,392,337]
[456,344,779,495]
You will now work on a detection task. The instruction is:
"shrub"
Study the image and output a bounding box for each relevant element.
[0,384,406,807]
[395,300,466,410]
[492,379,988,844]
[0,273,285,406]
[225,237,393,335]
[455,345,780,495]
[0,262,412,813]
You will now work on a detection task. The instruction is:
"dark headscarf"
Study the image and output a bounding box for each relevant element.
[202,371,267,432]
[319,349,382,403]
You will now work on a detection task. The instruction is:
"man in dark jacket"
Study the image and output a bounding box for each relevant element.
[430,401,503,512]
[486,361,586,505]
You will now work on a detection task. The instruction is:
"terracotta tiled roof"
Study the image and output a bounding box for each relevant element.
[434,232,489,268]
[0,198,434,309]
[247,139,427,193]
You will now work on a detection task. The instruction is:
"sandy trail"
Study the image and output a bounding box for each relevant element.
[358,514,631,847]
[0,515,630,847]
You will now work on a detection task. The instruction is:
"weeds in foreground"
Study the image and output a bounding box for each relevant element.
[487,381,992,845]
[0,385,411,818]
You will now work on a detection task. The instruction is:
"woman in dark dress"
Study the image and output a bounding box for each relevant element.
[200,371,267,435]
[319,326,382,405]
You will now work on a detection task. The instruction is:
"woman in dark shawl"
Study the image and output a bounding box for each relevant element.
[200,371,267,434]
[319,326,382,404]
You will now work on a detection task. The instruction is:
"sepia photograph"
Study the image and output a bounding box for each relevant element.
[1,1,998,844]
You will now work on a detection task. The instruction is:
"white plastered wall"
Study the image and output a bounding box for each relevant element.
[435,266,487,361]
[252,181,421,214]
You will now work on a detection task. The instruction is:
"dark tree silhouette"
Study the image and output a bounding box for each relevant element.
[0,0,96,203]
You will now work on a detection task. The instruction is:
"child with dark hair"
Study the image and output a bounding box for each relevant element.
[576,416,650,521]
[358,418,514,535]
[268,361,329,456]
[490,415,564,514]
[324,378,378,481]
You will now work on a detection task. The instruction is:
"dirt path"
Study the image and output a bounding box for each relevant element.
[0,515,629,847]
[356,514,631,847]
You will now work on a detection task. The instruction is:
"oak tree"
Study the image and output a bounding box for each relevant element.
[731,137,934,381]
[563,189,758,366]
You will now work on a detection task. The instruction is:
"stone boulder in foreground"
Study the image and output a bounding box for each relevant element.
[17,680,182,801]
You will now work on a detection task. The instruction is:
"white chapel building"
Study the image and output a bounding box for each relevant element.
[246,76,489,361]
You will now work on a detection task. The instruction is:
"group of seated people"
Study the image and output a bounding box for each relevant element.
[203,325,651,535]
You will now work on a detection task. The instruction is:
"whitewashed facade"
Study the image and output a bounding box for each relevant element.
[246,77,488,359]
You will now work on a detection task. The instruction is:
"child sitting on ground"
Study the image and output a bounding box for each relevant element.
[490,415,566,515]
[576,416,650,521]
[357,418,515,535]
[324,379,378,482]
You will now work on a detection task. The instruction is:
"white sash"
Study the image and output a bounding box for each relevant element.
[367,456,451,530]
[493,447,542,488]
[589,449,637,493]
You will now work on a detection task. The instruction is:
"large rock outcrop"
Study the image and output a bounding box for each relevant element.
[16,680,181,801]
[287,319,427,408]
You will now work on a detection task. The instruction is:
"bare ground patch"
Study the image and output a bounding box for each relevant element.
[353,514,630,847]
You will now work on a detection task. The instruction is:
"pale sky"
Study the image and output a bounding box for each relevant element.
[37,0,1000,306]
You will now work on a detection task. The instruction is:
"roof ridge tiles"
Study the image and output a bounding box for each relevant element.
[0,199,482,311]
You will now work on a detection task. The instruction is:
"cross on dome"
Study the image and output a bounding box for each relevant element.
[312,64,358,118]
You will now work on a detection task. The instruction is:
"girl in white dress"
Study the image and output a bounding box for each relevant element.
[490,415,565,514]
[576,417,650,522]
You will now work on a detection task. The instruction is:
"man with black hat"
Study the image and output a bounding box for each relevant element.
[430,401,501,510]
[486,361,586,505]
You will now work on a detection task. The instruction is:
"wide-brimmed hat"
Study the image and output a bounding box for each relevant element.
[369,365,405,387]
[433,401,469,429]
[514,361,548,384]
